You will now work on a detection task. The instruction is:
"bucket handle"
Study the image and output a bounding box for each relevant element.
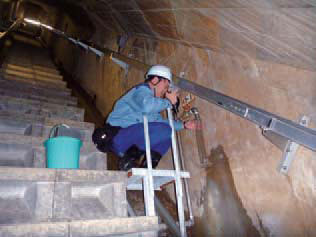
[49,124,70,138]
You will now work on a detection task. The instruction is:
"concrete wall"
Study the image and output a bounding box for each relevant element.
[153,41,316,236]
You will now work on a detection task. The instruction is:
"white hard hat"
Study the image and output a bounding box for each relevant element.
[146,65,172,82]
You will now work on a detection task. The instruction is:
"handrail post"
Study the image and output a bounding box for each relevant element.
[167,108,187,237]
[143,114,155,216]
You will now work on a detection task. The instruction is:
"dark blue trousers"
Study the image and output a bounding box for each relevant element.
[111,122,172,157]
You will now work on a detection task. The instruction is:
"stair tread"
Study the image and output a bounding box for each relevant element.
[0,73,67,89]
[0,167,127,225]
[1,68,63,81]
[3,63,61,76]
[0,217,161,237]
[0,88,77,106]
[0,166,126,182]
[0,133,96,150]
[0,95,84,121]
[0,77,71,95]
[3,64,61,77]
[0,111,92,139]
[2,67,63,80]
[0,133,107,170]
[5,62,59,74]
[0,95,79,109]
[0,111,94,129]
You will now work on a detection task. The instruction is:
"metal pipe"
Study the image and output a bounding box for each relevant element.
[128,193,183,237]
[191,108,208,166]
[154,196,181,237]
[127,199,137,217]
[176,132,194,225]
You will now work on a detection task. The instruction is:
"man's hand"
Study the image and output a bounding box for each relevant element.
[165,90,179,105]
[184,120,201,130]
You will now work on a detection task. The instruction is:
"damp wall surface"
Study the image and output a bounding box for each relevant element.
[151,40,316,236]
[51,2,316,236]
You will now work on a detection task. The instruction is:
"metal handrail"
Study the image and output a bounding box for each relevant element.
[167,108,187,237]
[0,18,23,41]
[143,114,155,217]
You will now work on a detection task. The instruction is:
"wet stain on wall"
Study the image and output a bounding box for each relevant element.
[193,145,260,237]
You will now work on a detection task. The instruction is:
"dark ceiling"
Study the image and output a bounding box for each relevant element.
[4,0,316,71]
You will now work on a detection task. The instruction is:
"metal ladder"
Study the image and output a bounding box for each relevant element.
[127,108,190,237]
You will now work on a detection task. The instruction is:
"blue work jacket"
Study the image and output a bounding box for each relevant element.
[107,83,184,130]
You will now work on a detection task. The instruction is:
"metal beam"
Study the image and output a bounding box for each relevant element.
[174,78,316,151]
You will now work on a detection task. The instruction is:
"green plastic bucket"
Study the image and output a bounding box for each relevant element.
[44,136,82,169]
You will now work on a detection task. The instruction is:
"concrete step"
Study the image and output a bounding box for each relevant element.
[0,95,84,121]
[1,68,63,81]
[2,65,63,81]
[0,76,71,96]
[3,62,60,75]
[4,59,56,69]
[33,65,59,74]
[0,167,127,225]
[0,133,107,170]
[3,63,61,77]
[0,87,77,106]
[0,217,161,237]
[5,59,57,72]
[0,111,95,141]
[0,72,67,90]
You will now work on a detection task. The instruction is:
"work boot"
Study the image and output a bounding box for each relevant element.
[118,145,144,171]
[140,150,162,169]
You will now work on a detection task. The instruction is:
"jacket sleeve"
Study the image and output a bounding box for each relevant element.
[130,86,184,131]
[159,118,184,131]
[130,86,172,113]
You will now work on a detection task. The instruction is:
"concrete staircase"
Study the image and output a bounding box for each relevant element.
[0,43,161,236]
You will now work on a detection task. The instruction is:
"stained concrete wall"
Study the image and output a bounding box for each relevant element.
[155,42,316,236]
[130,38,316,236]
[49,1,316,236]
